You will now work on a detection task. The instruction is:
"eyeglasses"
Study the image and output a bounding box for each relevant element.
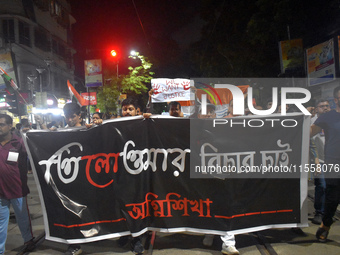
[0,123,8,127]
[318,105,330,108]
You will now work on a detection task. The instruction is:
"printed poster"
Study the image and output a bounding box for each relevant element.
[306,39,335,86]
[279,39,304,73]
[85,59,103,87]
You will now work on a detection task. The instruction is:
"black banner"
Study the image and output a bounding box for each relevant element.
[23,115,308,243]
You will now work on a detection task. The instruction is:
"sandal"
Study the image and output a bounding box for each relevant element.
[316,227,329,242]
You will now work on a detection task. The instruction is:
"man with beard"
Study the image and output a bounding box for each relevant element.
[311,86,340,242]
[122,97,151,119]
[122,98,138,117]
[0,114,35,254]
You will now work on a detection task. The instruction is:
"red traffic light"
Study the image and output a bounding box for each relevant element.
[110,50,117,57]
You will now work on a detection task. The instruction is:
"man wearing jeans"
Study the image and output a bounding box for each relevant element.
[0,114,35,254]
[311,86,340,242]
[310,99,330,224]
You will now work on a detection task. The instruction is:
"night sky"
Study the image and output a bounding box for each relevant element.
[70,0,340,81]
[70,0,202,78]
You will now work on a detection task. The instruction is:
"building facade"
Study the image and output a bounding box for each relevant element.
[0,0,76,105]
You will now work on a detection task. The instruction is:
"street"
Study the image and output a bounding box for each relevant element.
[4,174,340,255]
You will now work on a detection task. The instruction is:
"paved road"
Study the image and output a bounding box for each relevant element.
[4,175,340,255]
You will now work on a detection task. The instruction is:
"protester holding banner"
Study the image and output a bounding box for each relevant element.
[202,103,240,255]
[121,97,153,254]
[0,114,35,254]
[85,112,103,129]
[311,86,340,242]
[145,89,154,113]
[122,97,151,119]
[122,98,139,117]
[168,101,184,117]
[52,103,100,255]
[146,88,184,117]
[63,103,84,128]
[91,112,102,122]
[60,103,85,254]
[136,105,143,115]
[119,97,149,254]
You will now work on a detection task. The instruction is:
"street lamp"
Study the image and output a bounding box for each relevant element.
[44,58,53,67]
[44,58,53,91]
[27,74,37,98]
[27,74,37,123]
[36,67,45,92]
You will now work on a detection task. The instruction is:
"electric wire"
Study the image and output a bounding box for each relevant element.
[131,0,152,53]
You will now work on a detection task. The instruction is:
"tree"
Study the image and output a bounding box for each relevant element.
[121,52,154,95]
[188,0,340,78]
[96,78,121,114]
[96,52,154,115]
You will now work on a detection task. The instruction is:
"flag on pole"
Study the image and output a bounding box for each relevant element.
[0,67,28,106]
[67,80,86,106]
[0,66,19,94]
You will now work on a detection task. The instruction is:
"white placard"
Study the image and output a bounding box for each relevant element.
[7,151,18,162]
[151,79,193,102]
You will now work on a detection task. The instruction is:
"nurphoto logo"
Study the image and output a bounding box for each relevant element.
[200,84,311,116]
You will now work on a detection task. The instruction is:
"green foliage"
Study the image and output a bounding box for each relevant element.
[121,52,154,95]
[96,79,121,114]
[90,105,97,114]
[96,52,154,115]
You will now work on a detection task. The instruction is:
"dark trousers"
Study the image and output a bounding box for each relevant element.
[323,178,340,227]
[314,172,326,215]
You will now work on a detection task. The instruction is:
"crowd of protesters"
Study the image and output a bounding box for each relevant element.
[2,85,340,255]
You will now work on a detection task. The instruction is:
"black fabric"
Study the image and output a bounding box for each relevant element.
[24,117,304,243]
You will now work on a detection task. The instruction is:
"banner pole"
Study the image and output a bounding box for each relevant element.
[87,86,90,123]
[147,231,156,254]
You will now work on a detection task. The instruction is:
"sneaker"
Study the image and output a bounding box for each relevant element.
[221,243,239,255]
[203,234,214,247]
[64,244,82,255]
[23,239,36,252]
[131,237,144,254]
[312,214,323,225]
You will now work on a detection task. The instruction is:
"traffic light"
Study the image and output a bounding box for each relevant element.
[110,50,117,57]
